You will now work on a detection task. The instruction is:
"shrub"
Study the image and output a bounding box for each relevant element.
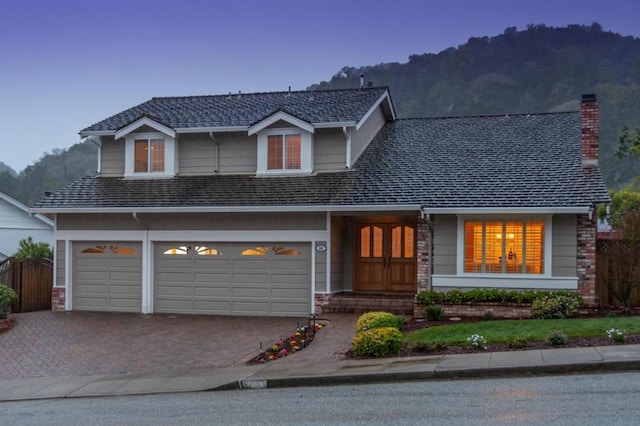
[466,334,487,350]
[351,327,403,357]
[606,328,626,343]
[416,289,582,306]
[508,336,529,349]
[547,330,568,345]
[531,295,581,319]
[355,311,402,334]
[425,305,445,321]
[13,237,53,260]
[482,311,495,321]
[0,285,17,318]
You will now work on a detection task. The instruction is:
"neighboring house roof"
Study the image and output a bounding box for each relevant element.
[81,88,392,135]
[0,192,54,228]
[34,111,609,213]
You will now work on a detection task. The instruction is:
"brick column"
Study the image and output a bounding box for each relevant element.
[577,213,597,305]
[417,214,431,293]
[51,287,65,312]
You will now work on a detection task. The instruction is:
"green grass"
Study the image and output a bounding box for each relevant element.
[405,316,640,345]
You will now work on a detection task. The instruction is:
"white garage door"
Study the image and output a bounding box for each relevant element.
[73,242,142,312]
[154,242,311,316]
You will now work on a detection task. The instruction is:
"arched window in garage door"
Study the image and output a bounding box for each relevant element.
[81,245,138,255]
[162,246,222,255]
[239,246,301,256]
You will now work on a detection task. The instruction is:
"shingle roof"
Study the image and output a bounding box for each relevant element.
[81,88,390,133]
[37,111,609,211]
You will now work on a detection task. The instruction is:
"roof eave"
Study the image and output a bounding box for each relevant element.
[421,207,592,215]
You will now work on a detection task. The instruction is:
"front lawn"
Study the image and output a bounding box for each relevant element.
[405,316,640,345]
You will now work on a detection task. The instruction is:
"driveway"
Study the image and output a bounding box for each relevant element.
[0,311,357,380]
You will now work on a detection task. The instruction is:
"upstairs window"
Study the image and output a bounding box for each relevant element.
[124,132,175,178]
[267,134,301,170]
[463,219,544,274]
[135,139,165,172]
[256,128,312,175]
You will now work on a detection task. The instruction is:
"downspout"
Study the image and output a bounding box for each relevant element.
[91,136,102,174]
[342,126,351,168]
[209,132,219,173]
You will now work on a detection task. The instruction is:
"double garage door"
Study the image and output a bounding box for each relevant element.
[72,241,311,316]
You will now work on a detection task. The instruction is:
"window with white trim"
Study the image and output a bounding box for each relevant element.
[124,132,176,177]
[463,219,544,274]
[256,128,312,174]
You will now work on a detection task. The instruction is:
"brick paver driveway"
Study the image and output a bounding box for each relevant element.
[0,311,319,380]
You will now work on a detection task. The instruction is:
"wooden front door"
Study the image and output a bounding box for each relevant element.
[355,222,417,292]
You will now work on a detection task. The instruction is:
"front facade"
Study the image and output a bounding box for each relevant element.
[33,89,610,316]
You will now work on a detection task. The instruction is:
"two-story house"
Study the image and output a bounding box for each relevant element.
[32,88,610,317]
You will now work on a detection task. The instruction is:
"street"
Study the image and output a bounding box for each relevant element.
[1,371,640,425]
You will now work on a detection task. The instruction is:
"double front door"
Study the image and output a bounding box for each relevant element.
[355,222,417,292]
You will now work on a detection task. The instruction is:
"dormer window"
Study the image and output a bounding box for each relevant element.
[123,132,176,178]
[256,128,313,175]
[268,134,301,170]
[135,138,165,172]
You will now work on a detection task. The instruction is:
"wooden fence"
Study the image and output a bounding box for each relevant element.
[0,257,53,313]
[596,239,640,308]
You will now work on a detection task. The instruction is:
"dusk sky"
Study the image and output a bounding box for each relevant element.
[2,0,640,173]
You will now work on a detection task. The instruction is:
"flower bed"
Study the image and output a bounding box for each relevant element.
[247,322,324,364]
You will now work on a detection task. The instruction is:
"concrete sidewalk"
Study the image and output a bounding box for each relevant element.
[2,344,640,401]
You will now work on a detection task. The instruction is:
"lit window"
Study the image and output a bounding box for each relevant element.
[163,246,221,255]
[464,220,544,274]
[267,134,300,170]
[134,139,165,173]
[81,245,137,255]
[239,246,301,256]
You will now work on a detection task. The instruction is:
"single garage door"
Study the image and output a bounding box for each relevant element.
[73,242,143,312]
[154,242,311,316]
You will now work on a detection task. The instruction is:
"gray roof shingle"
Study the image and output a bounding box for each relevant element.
[37,110,609,211]
[81,88,390,133]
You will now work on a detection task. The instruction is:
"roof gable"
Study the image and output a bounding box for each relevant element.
[0,192,54,228]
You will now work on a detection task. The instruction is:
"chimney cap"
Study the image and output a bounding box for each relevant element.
[581,93,597,103]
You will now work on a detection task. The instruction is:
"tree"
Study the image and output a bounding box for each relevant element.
[616,126,640,160]
[605,185,640,308]
[13,237,53,261]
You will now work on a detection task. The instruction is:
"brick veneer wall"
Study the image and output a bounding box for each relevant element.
[577,213,597,306]
[417,216,431,292]
[314,293,330,314]
[414,302,532,319]
[51,287,65,312]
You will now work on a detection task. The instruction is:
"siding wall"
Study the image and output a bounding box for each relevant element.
[314,129,347,172]
[56,240,65,288]
[100,136,125,176]
[552,215,577,276]
[350,106,386,166]
[432,215,457,275]
[315,241,327,292]
[57,212,327,231]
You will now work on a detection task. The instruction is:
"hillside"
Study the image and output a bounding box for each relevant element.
[310,23,640,188]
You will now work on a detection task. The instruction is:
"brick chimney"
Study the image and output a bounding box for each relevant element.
[580,94,599,167]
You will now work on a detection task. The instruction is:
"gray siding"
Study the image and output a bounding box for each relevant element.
[314,129,347,172]
[315,241,327,292]
[350,105,385,166]
[177,134,217,175]
[433,215,457,275]
[57,212,327,231]
[552,214,577,277]
[217,132,257,174]
[56,240,65,288]
[330,217,345,292]
[100,136,124,176]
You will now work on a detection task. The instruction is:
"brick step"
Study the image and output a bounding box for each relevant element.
[324,294,414,316]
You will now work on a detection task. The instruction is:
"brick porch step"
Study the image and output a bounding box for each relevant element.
[323,293,414,316]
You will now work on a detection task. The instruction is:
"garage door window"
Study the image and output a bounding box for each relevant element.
[163,246,221,255]
[81,245,137,255]
[240,246,301,256]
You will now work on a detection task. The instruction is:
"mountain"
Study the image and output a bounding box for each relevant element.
[0,139,98,206]
[0,162,16,177]
[310,23,640,188]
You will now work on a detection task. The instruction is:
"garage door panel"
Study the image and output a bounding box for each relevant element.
[154,242,310,316]
[73,241,142,312]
